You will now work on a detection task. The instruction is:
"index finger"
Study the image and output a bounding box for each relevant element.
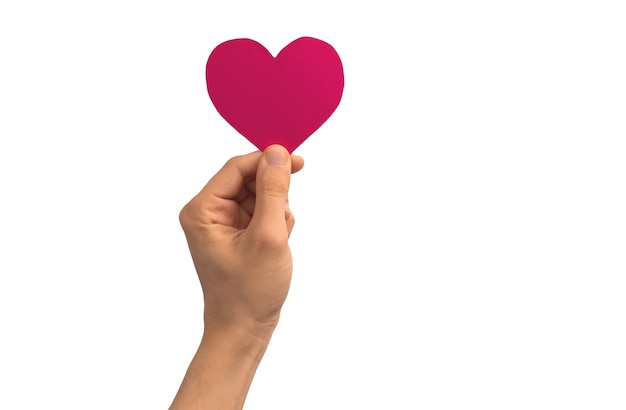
[195,151,263,201]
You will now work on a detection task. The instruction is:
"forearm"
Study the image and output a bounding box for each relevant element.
[172,146,299,408]
[169,323,275,409]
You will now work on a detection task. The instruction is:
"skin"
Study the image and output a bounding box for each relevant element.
[170,145,305,409]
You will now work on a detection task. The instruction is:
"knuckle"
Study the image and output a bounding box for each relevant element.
[224,156,240,168]
[178,200,203,233]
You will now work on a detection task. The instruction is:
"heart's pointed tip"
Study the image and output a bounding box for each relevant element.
[250,136,300,155]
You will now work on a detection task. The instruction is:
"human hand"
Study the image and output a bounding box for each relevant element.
[170,145,304,409]
[179,144,305,336]
[171,145,304,409]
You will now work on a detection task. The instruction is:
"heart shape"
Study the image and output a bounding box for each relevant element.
[205,37,344,153]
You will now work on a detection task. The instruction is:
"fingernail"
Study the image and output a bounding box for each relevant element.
[266,146,288,165]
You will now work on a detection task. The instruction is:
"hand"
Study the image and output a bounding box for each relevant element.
[170,145,304,409]
[180,144,304,332]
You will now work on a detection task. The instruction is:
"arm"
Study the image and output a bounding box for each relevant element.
[170,145,304,409]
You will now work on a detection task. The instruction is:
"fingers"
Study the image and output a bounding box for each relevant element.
[198,151,262,201]
[196,151,303,200]
[181,146,303,237]
[180,151,262,233]
[291,155,305,174]
[248,145,293,245]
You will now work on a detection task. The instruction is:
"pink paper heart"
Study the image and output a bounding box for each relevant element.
[205,37,344,153]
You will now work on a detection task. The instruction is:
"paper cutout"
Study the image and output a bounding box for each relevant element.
[206,37,344,153]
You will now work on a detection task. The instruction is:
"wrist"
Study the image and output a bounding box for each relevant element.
[203,297,282,345]
[201,318,277,364]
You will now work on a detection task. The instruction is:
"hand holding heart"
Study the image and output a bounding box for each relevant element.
[206,37,344,152]
[170,37,341,409]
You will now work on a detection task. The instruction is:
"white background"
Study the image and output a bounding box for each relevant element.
[1,1,625,409]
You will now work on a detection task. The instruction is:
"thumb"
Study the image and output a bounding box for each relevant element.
[250,144,292,244]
